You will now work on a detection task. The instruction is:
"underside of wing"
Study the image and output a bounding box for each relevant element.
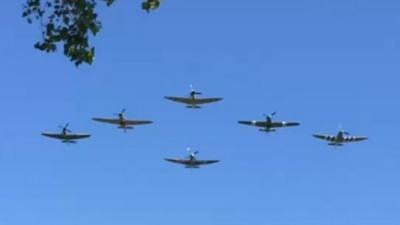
[164,96,192,104]
[196,160,220,165]
[124,120,153,125]
[65,133,91,140]
[193,98,223,104]
[313,134,330,141]
[270,121,300,128]
[164,158,188,165]
[92,118,121,125]
[238,121,267,127]
[42,132,64,139]
[345,136,368,142]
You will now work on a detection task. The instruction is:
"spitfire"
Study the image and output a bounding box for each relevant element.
[41,85,368,156]
[165,85,223,109]
[238,112,300,133]
[313,128,368,147]
[41,123,91,144]
[164,148,220,168]
[92,108,153,132]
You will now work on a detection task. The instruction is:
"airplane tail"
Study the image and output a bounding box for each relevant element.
[259,128,276,133]
[118,126,133,129]
[328,143,343,147]
[186,105,201,109]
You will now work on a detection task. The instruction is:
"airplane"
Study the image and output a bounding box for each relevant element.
[92,108,153,132]
[41,123,91,144]
[238,112,300,133]
[142,0,161,13]
[313,128,368,147]
[164,85,223,109]
[164,148,220,168]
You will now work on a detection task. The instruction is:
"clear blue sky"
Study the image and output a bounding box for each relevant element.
[1,0,400,225]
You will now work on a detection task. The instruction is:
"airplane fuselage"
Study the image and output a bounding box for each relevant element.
[116,115,133,130]
[326,134,358,146]
[253,120,275,132]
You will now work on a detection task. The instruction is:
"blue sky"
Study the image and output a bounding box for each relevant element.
[1,0,400,224]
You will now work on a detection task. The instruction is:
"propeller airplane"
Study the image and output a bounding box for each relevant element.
[238,112,300,133]
[92,108,153,132]
[164,148,220,168]
[313,127,368,147]
[164,85,223,109]
[41,123,91,144]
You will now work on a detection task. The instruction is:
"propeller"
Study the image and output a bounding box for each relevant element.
[186,147,199,158]
[58,123,71,133]
[189,84,202,96]
[263,112,276,120]
[114,108,126,117]
[338,123,350,135]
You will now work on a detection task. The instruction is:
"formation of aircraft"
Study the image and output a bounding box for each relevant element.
[92,108,153,132]
[41,86,368,169]
[165,85,223,109]
[313,129,368,146]
[164,148,220,168]
[238,112,300,133]
[41,123,91,144]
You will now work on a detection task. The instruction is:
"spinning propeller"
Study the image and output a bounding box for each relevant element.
[263,112,277,121]
[189,84,202,97]
[186,147,199,159]
[338,123,350,135]
[58,123,71,133]
[114,108,126,118]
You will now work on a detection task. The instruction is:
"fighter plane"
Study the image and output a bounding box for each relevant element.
[92,108,153,132]
[164,85,223,109]
[313,129,368,147]
[164,148,220,168]
[41,123,91,144]
[142,0,161,13]
[238,112,300,133]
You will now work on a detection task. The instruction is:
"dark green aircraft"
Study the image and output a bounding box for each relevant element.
[238,112,300,133]
[313,129,368,147]
[165,148,220,169]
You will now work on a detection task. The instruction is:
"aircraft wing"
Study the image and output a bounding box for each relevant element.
[164,158,189,165]
[123,120,153,125]
[92,118,121,125]
[270,121,300,128]
[65,133,91,140]
[195,160,220,165]
[41,133,90,140]
[238,121,300,128]
[165,96,222,105]
[313,134,332,141]
[164,96,192,104]
[345,136,368,142]
[238,121,267,127]
[42,132,64,140]
[192,98,223,105]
